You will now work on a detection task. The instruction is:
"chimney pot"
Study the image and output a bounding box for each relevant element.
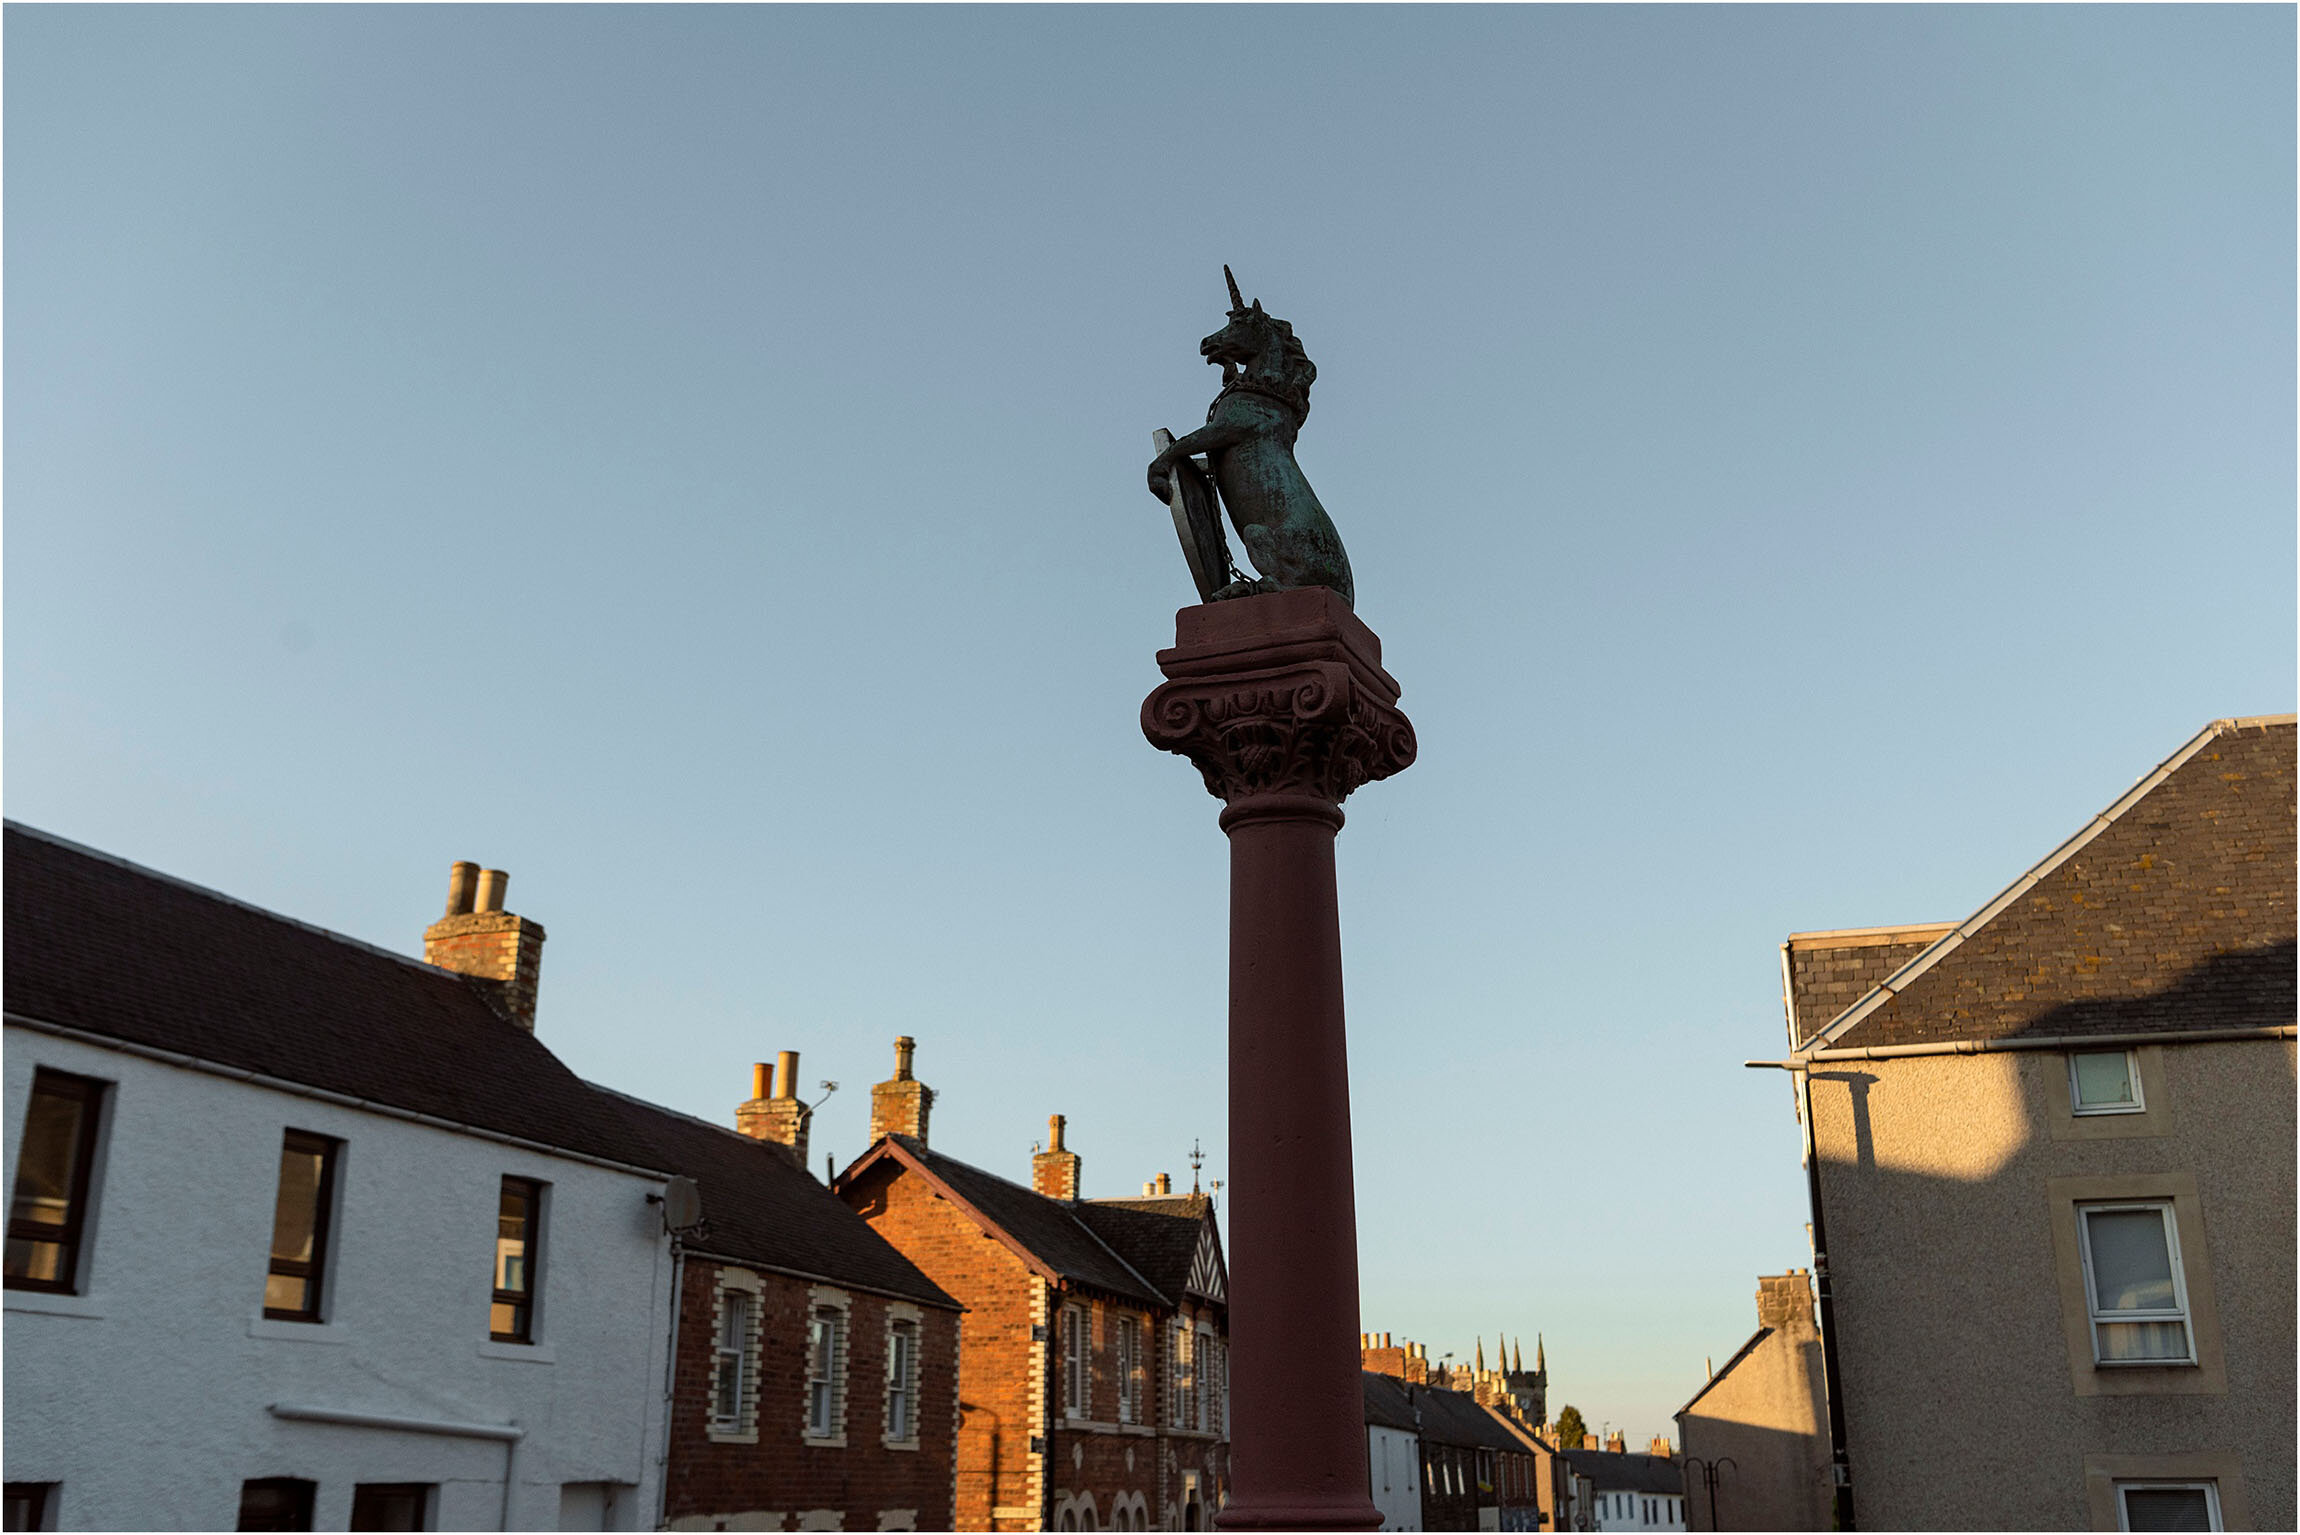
[1144,1179,1158,1196]
[1030,1114,1082,1201]
[424,863,545,1030]
[446,862,479,915]
[753,1062,772,1101]
[775,1050,800,1100]
[1156,1172,1171,1195]
[894,1035,916,1081]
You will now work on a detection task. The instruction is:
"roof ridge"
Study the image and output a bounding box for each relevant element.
[5,820,459,983]
[1795,716,2279,1056]
[585,1081,786,1150]
[909,1141,1173,1306]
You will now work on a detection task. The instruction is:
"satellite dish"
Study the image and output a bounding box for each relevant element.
[660,1175,703,1233]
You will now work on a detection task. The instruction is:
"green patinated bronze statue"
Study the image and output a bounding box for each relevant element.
[1147,268,1356,609]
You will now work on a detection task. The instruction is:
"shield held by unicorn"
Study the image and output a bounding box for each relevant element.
[1146,267,1357,610]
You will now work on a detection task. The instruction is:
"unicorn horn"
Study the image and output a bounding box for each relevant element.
[1224,265,1245,311]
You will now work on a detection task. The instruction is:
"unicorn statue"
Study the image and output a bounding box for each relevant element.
[1146,268,1356,609]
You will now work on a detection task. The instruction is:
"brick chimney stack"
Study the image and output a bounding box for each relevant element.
[736,1052,810,1168]
[1756,1269,1818,1336]
[1648,1434,1673,1457]
[1604,1430,1627,1454]
[869,1035,934,1145]
[424,861,546,1031]
[1032,1115,1081,1201]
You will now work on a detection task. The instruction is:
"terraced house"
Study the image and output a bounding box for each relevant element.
[1766,715,2296,1531]
[836,1042,1229,1532]
[3,830,675,1532]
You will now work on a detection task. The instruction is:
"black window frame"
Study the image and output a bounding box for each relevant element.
[5,1069,107,1294]
[3,1482,55,1532]
[348,1482,432,1532]
[263,1130,341,1322]
[236,1477,316,1532]
[490,1176,542,1344]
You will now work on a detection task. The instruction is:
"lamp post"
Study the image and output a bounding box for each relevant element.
[1680,1455,1736,1532]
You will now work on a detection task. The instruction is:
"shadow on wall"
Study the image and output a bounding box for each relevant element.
[1676,1422,1830,1533]
[1798,1033,2296,1529]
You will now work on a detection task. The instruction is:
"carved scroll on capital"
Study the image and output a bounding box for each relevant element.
[1142,659,1417,808]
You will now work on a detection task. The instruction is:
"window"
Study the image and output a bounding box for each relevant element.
[348,1484,431,1531]
[2079,1203,2193,1363]
[886,1317,918,1442]
[1115,1315,1140,1423]
[807,1302,847,1440]
[236,1478,316,1532]
[1063,1304,1088,1418]
[714,1290,753,1426]
[1193,1327,1213,1434]
[491,1177,541,1343]
[2117,1481,2220,1531]
[263,1131,339,1321]
[6,1070,106,1292]
[555,1484,629,1531]
[4,1484,54,1532]
[2072,1051,2144,1115]
[1178,1325,1198,1430]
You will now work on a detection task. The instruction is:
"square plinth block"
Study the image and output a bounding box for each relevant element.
[1157,588,1399,702]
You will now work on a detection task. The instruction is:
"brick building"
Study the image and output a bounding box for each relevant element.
[619,1054,964,1533]
[836,1041,1229,1531]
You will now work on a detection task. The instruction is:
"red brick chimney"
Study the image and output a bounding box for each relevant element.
[736,1052,810,1168]
[1604,1430,1627,1454]
[1032,1115,1081,1201]
[1648,1434,1673,1457]
[423,861,546,1030]
[869,1035,933,1145]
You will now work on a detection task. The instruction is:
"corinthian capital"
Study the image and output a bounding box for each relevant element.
[1142,589,1416,812]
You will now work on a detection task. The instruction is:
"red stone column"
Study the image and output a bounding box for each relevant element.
[1143,588,1415,1533]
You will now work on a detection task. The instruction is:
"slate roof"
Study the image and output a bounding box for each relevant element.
[3,822,664,1173]
[1674,1326,1771,1417]
[591,1088,956,1310]
[1783,926,1952,1047]
[1410,1383,1527,1453]
[846,1137,1168,1307]
[1075,1194,1219,1301]
[1796,717,2297,1053]
[1362,1371,1421,1434]
[1562,1450,1685,1496]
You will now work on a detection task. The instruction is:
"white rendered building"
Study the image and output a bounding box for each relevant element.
[3,827,675,1531]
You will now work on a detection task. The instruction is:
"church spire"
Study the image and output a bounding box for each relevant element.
[1536,1333,1546,1373]
[1475,1337,1486,1372]
[1512,1336,1523,1373]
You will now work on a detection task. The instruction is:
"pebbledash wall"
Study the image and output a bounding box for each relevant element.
[2,1027,674,1532]
[1810,1041,2297,1530]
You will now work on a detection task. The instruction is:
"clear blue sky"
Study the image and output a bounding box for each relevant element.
[7,7,2291,1441]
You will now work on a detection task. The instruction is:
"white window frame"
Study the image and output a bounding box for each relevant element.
[883,1305,922,1449]
[706,1269,763,1443]
[714,1293,752,1424]
[803,1286,852,1445]
[2070,1049,2146,1116]
[1115,1315,1139,1424]
[1063,1303,1088,1419]
[2115,1479,2221,1532]
[2077,1201,2196,1366]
